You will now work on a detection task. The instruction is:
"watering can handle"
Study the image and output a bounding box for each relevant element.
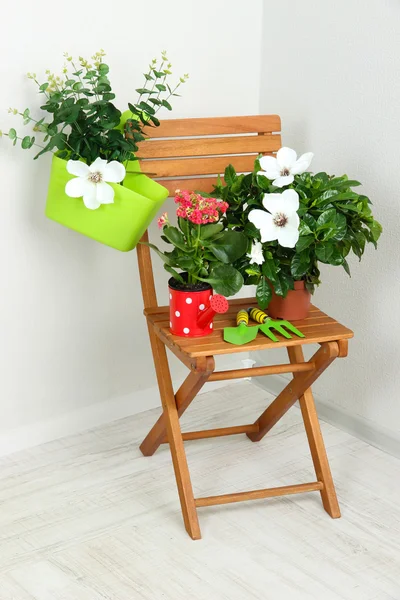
[248,307,270,324]
[237,310,249,326]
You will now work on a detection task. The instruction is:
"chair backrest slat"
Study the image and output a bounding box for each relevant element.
[136,115,282,309]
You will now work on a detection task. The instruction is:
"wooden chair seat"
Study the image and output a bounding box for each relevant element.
[136,115,354,540]
[145,298,353,359]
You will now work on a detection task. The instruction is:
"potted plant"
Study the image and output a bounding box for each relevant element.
[213,147,382,320]
[146,190,248,337]
[1,50,189,251]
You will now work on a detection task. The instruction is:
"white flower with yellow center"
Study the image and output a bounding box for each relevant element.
[248,189,300,248]
[258,147,313,188]
[65,158,126,210]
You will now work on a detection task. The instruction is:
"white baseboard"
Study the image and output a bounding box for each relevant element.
[252,374,400,459]
[0,377,233,459]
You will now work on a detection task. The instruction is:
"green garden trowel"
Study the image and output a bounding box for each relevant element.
[224,310,259,345]
[248,307,305,342]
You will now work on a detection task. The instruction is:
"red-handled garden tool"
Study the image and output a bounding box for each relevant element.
[248,307,305,342]
[224,310,259,345]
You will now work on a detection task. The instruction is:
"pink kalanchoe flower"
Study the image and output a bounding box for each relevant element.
[173,190,228,225]
[157,212,169,229]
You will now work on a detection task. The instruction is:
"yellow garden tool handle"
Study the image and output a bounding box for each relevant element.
[248,307,269,324]
[237,310,249,326]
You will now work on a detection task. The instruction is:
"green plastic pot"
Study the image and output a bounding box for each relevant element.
[45,155,169,251]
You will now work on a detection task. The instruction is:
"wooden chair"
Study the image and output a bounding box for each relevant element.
[136,115,354,540]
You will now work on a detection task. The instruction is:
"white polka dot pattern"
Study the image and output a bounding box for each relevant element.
[175,311,180,317]
[185,298,192,304]
[199,304,205,310]
[183,327,190,334]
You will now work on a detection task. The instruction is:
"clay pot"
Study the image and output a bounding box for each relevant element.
[168,277,228,337]
[268,280,311,321]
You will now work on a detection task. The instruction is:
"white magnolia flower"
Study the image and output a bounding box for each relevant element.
[247,240,264,265]
[65,157,126,210]
[248,189,300,248]
[259,147,313,188]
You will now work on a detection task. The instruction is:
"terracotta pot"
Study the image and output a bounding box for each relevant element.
[168,278,228,337]
[268,280,311,321]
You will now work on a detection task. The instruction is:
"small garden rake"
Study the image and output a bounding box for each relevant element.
[248,307,305,342]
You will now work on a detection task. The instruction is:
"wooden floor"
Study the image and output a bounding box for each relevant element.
[0,381,399,599]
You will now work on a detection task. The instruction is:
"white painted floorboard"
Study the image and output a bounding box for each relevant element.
[0,381,399,599]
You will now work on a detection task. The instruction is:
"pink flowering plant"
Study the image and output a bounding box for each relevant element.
[146,190,248,296]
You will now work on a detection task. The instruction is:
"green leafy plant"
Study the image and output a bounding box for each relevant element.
[213,155,382,308]
[1,50,188,165]
[146,191,248,296]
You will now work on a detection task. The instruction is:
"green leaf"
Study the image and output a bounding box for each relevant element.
[207,231,247,263]
[316,208,336,230]
[316,244,343,265]
[261,257,278,282]
[273,272,292,297]
[39,83,49,92]
[161,99,172,110]
[98,63,109,75]
[72,81,83,91]
[8,128,17,140]
[315,243,334,263]
[164,264,184,283]
[163,226,188,251]
[155,83,167,91]
[199,222,224,240]
[291,251,311,278]
[175,256,197,271]
[224,164,236,185]
[178,217,190,238]
[342,258,351,277]
[302,214,317,231]
[201,265,244,296]
[256,277,272,310]
[296,235,314,253]
[21,136,32,149]
[141,242,177,266]
[369,219,382,243]
[299,220,313,236]
[139,101,155,115]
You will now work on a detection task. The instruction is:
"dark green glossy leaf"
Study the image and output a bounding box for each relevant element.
[296,235,314,253]
[256,277,272,309]
[207,231,247,263]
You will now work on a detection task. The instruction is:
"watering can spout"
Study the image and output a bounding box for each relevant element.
[197,294,229,328]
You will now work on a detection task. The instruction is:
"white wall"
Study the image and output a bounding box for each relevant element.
[258,0,399,451]
[0,0,263,452]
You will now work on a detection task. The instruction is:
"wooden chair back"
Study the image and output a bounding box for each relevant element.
[136,115,282,309]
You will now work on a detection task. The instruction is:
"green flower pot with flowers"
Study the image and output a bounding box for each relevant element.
[45,155,168,251]
[2,50,189,251]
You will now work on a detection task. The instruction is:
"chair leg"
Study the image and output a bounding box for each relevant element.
[287,346,341,518]
[140,356,215,457]
[248,342,339,442]
[149,334,201,539]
